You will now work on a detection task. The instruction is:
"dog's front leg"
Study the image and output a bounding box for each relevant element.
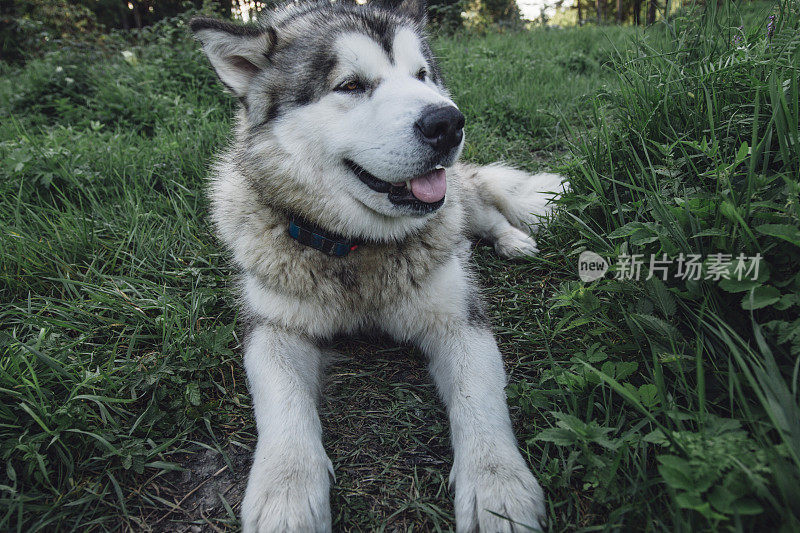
[427,323,546,532]
[386,262,546,533]
[241,323,332,533]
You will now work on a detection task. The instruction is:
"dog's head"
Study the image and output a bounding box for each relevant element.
[192,0,464,241]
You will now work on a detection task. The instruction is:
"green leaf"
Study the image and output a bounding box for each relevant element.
[756,223,800,247]
[616,361,638,380]
[675,492,725,519]
[643,428,669,445]
[691,228,729,238]
[535,427,578,447]
[133,455,145,475]
[572,342,608,363]
[719,277,763,293]
[741,285,781,310]
[718,257,769,292]
[637,384,660,408]
[631,229,660,245]
[144,461,184,471]
[719,200,740,223]
[186,382,202,406]
[774,293,799,310]
[706,416,742,435]
[675,491,704,509]
[646,277,676,316]
[731,497,763,515]
[608,222,647,239]
[552,412,588,433]
[657,455,695,491]
[693,470,717,493]
[708,485,736,513]
[734,141,749,166]
[629,314,681,343]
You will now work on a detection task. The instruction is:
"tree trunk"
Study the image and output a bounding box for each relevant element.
[132,0,142,29]
[617,0,623,23]
[647,0,656,24]
[577,0,583,25]
[633,0,641,24]
[596,0,604,23]
[118,0,130,30]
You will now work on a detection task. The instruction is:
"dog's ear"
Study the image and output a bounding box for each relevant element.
[372,0,428,25]
[190,17,275,97]
[399,0,428,24]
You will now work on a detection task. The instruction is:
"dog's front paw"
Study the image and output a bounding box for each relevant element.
[241,451,333,533]
[493,228,539,258]
[451,452,546,532]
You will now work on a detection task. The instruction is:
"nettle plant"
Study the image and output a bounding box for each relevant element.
[524,3,800,529]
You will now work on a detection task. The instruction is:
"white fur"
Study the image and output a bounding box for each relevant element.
[193,28,272,96]
[241,256,547,532]
[241,326,333,533]
[265,29,461,232]
[381,257,545,531]
[330,29,460,182]
[241,275,367,338]
[475,164,563,230]
[193,9,565,532]
[462,163,564,258]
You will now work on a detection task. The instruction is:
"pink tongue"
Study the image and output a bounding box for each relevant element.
[409,168,447,203]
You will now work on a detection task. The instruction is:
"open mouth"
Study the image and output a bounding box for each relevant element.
[345,159,446,213]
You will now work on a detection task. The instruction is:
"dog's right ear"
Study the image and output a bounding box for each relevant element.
[190,17,274,97]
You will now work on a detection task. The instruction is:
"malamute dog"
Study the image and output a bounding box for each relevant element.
[191,1,562,530]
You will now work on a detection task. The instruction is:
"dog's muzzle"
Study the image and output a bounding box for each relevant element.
[415,105,465,155]
[345,159,446,214]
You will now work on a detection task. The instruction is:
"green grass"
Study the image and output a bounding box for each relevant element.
[436,24,632,164]
[1,1,798,531]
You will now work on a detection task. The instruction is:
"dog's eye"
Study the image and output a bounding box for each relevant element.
[416,68,427,81]
[336,80,365,93]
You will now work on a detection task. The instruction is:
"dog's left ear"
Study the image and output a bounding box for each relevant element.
[372,0,428,25]
[190,17,274,97]
[398,0,427,23]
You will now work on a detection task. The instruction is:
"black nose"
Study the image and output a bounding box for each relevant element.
[414,105,465,153]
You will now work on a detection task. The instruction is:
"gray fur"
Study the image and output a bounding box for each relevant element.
[193,0,436,128]
[190,1,564,531]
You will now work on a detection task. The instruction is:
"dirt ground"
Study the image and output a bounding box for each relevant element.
[152,337,456,532]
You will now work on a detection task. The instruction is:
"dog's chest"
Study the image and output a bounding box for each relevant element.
[281,231,458,306]
[241,231,465,337]
[228,230,468,336]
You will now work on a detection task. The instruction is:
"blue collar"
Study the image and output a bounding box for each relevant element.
[288,216,360,257]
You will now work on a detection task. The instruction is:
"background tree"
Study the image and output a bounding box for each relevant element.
[647,0,657,23]
[1,0,99,62]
